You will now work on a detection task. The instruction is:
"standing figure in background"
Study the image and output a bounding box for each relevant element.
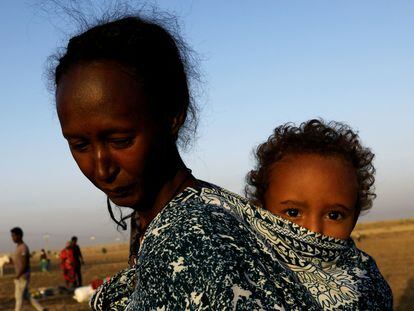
[10,227,45,311]
[60,241,76,288]
[39,249,49,272]
[71,236,84,286]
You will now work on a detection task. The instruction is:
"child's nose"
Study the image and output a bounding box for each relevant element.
[305,217,324,235]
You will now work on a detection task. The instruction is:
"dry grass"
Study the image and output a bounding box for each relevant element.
[0,244,129,310]
[1,220,413,310]
[352,218,414,310]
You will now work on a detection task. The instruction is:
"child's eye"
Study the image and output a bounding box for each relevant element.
[327,211,343,221]
[285,208,300,218]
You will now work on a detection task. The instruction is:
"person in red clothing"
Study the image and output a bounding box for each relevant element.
[60,241,76,288]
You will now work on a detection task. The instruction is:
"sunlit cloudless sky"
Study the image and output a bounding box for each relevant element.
[1,0,413,251]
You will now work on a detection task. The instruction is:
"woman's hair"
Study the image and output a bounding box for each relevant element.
[51,14,198,147]
[245,119,376,214]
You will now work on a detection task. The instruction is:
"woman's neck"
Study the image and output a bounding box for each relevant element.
[135,156,197,232]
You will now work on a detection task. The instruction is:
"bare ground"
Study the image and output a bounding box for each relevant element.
[352,219,414,310]
[0,244,129,310]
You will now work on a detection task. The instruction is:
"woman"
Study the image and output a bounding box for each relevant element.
[52,14,387,310]
[60,242,76,288]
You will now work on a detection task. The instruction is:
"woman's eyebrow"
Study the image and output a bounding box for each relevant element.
[99,128,136,135]
[62,131,83,139]
[62,128,135,138]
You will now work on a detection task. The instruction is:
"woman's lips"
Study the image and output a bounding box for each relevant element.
[103,184,134,197]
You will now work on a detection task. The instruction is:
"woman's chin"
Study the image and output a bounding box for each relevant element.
[108,194,139,208]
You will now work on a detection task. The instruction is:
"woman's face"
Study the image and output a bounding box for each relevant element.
[56,60,165,208]
[263,153,358,239]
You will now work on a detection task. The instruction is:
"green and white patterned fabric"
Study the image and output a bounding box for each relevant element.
[91,183,392,310]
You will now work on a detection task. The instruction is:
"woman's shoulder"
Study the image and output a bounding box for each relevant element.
[142,182,251,247]
[135,182,260,274]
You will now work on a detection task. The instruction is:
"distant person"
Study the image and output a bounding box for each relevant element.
[10,227,45,311]
[60,241,76,288]
[71,236,84,286]
[39,249,49,272]
[245,119,393,309]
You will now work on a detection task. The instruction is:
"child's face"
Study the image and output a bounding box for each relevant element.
[263,153,358,239]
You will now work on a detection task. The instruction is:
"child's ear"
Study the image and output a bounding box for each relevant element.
[351,208,361,229]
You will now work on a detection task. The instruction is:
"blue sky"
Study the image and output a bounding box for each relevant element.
[1,0,413,251]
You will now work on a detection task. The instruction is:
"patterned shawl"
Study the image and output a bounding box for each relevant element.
[91,183,392,310]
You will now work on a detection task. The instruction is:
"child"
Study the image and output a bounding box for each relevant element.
[246,119,375,240]
[245,119,393,310]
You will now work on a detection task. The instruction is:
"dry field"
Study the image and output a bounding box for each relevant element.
[0,219,413,310]
[0,243,129,310]
[352,218,414,310]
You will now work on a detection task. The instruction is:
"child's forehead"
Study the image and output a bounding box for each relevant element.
[267,153,358,190]
[272,152,354,170]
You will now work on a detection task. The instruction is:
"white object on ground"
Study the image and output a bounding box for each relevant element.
[0,255,10,277]
[73,285,94,303]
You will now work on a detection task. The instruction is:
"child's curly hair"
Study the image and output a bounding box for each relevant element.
[245,119,376,214]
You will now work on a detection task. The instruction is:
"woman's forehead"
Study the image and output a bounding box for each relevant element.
[56,61,149,116]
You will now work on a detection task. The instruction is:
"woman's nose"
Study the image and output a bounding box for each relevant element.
[94,146,117,183]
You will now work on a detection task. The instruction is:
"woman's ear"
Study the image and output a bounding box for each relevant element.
[170,111,187,140]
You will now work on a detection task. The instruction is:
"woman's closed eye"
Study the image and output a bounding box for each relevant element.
[109,137,134,148]
[68,140,89,152]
